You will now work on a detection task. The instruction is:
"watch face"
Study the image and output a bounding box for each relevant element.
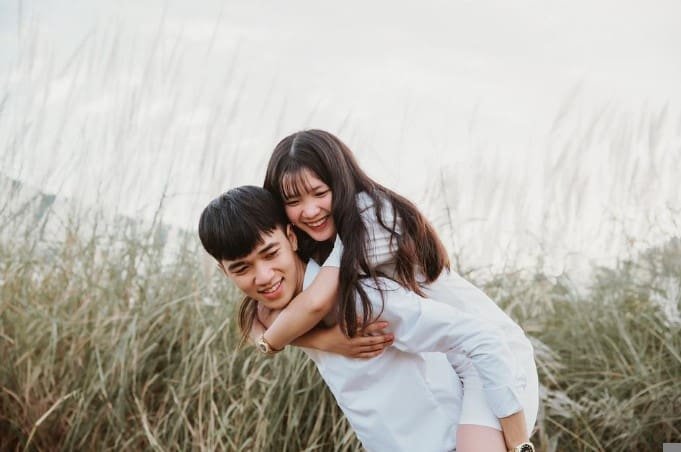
[519,444,534,452]
[256,342,268,354]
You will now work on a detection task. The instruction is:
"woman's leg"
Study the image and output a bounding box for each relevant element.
[457,424,507,452]
[455,353,539,451]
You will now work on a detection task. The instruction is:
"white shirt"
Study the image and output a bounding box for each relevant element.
[323,191,531,418]
[301,260,462,452]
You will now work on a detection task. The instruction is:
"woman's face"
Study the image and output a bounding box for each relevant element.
[281,168,336,242]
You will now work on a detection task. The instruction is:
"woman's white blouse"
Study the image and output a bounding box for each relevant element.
[322,191,532,419]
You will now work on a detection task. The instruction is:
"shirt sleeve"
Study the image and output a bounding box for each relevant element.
[322,235,344,268]
[357,192,401,268]
[364,279,525,418]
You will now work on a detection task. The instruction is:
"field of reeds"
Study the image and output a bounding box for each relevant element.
[2,16,681,451]
[0,185,679,451]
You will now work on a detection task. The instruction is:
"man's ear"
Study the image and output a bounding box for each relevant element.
[285,224,298,251]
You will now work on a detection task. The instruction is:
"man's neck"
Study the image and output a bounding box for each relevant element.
[294,258,307,296]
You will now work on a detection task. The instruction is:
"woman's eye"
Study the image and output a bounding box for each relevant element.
[285,199,300,206]
[315,190,328,198]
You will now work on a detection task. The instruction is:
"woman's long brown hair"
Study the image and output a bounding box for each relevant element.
[237,296,257,347]
[264,129,450,337]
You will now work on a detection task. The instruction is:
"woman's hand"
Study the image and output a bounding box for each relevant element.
[310,320,394,358]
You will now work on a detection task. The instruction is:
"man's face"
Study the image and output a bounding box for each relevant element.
[219,225,304,311]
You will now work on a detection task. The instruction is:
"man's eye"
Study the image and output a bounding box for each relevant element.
[265,250,279,259]
[232,266,248,275]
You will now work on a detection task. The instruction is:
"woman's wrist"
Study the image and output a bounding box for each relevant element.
[499,410,529,450]
[256,333,283,355]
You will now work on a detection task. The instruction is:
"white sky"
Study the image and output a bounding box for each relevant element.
[1,0,680,274]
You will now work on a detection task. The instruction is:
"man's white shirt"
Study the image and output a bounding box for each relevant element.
[301,260,462,452]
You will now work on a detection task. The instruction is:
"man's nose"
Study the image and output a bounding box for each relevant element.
[254,262,274,285]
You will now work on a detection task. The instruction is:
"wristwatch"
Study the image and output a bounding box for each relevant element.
[509,442,535,452]
[256,334,283,356]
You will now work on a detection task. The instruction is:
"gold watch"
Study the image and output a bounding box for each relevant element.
[509,442,535,452]
[256,334,282,356]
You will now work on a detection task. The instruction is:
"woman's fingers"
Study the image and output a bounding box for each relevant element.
[352,335,394,358]
[357,343,391,354]
[357,350,383,359]
[354,334,393,346]
[362,321,389,336]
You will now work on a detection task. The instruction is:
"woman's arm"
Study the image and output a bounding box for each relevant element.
[292,322,394,358]
[261,266,339,349]
[261,237,345,350]
[369,281,528,433]
[499,411,529,450]
[258,294,394,358]
[360,194,531,446]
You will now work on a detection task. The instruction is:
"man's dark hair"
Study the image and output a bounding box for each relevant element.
[198,185,288,262]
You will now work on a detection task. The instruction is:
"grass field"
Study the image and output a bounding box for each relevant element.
[2,19,680,450]
[0,198,679,451]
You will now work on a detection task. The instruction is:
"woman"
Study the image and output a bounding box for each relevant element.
[257,129,538,452]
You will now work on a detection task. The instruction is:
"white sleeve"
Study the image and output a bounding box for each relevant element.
[358,193,401,268]
[322,235,343,268]
[365,280,525,418]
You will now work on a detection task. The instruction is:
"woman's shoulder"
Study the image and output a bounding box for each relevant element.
[355,191,392,215]
[355,191,375,213]
[355,191,400,231]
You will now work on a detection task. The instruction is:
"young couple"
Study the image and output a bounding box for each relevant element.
[198,130,538,452]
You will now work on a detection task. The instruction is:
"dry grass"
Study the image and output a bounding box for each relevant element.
[2,19,680,451]
[1,203,679,451]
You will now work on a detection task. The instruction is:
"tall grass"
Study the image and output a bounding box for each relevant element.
[485,238,681,450]
[0,210,360,451]
[1,196,679,451]
[2,13,680,451]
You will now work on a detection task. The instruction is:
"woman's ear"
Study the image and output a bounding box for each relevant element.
[286,224,298,251]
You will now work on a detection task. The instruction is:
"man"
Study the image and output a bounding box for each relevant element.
[198,186,527,452]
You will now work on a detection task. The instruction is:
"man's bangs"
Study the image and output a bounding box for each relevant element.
[220,221,274,261]
[198,186,287,263]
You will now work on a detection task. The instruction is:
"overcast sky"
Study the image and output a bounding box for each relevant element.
[2,0,680,272]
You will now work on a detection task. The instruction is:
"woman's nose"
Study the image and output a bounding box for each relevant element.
[302,199,320,218]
